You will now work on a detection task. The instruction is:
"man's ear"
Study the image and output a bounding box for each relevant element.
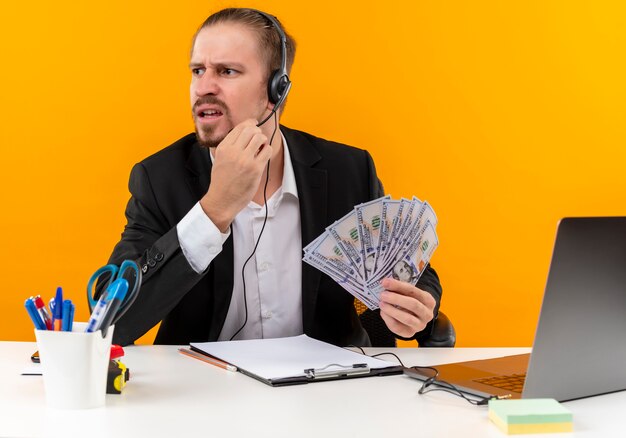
[268,102,282,120]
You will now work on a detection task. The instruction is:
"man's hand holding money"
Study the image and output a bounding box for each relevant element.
[378,278,436,337]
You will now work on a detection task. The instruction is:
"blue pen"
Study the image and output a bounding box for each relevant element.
[68,302,75,332]
[25,299,47,330]
[49,298,56,327]
[53,287,63,331]
[61,300,74,332]
[86,278,128,335]
[96,279,128,338]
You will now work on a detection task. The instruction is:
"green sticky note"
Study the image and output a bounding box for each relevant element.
[489,398,573,425]
[489,399,573,434]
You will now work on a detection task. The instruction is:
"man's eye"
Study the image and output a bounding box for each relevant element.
[192,68,205,76]
[222,68,238,76]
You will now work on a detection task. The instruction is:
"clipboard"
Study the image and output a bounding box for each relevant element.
[190,335,403,387]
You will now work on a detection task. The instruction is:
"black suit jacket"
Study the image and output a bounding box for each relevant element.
[106,126,442,346]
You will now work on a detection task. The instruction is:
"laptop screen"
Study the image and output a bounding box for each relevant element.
[524,217,626,401]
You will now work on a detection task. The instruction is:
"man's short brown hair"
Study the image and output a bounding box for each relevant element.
[191,8,296,83]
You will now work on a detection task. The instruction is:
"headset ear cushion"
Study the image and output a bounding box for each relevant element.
[268,70,289,104]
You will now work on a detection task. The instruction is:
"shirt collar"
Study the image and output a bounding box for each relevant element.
[280,131,299,199]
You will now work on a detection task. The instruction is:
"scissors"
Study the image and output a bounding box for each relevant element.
[87,260,142,323]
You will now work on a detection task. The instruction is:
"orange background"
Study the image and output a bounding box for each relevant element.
[2,1,625,346]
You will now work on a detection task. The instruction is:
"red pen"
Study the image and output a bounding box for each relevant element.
[32,296,53,330]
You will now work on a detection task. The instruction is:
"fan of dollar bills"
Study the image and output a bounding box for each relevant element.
[303,196,438,310]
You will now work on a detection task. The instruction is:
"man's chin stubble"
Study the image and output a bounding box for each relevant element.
[195,125,224,149]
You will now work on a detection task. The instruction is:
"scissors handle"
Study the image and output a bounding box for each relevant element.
[87,264,119,311]
[86,260,142,320]
[115,260,141,320]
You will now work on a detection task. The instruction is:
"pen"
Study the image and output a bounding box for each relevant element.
[49,298,56,327]
[32,296,53,330]
[25,299,47,330]
[86,278,128,336]
[178,348,238,372]
[96,279,128,338]
[53,287,63,331]
[61,300,74,332]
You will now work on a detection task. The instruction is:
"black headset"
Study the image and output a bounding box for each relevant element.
[254,10,292,127]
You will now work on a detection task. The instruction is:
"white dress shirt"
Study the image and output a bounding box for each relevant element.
[176,133,303,340]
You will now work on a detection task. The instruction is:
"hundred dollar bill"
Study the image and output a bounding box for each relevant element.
[302,231,378,308]
[376,200,437,278]
[326,210,364,281]
[303,256,378,309]
[303,196,439,310]
[303,233,325,254]
[303,231,360,283]
[355,195,390,281]
[366,221,439,301]
[376,198,419,275]
[304,254,378,309]
[377,198,417,275]
[375,199,402,274]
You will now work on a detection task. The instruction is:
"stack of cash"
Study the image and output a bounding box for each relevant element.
[303,196,438,310]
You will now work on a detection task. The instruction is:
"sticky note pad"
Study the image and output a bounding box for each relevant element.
[488,398,573,435]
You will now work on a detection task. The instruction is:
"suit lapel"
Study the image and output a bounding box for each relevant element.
[283,127,327,335]
[184,143,211,201]
[184,142,235,340]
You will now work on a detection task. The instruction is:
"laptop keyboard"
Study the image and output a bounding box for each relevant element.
[473,373,526,393]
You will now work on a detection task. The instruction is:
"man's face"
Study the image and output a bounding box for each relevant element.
[392,261,413,283]
[190,23,270,148]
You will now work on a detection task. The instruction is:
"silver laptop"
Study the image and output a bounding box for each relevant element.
[405,217,626,402]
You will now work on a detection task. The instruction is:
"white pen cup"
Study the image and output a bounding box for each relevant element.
[35,322,114,409]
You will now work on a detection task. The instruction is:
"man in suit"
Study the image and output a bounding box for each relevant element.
[105,8,442,347]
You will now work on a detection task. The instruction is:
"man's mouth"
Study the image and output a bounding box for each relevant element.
[197,109,223,119]
[194,100,228,123]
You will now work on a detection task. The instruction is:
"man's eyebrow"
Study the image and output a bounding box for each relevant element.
[188,61,246,70]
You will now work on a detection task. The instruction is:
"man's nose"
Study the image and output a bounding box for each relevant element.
[194,71,219,96]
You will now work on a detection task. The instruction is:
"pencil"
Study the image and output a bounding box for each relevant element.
[178,348,238,372]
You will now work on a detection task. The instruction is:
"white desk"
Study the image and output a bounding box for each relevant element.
[1,342,623,438]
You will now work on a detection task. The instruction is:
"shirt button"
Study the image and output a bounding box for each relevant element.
[259,262,270,272]
[208,246,218,255]
[262,311,272,319]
